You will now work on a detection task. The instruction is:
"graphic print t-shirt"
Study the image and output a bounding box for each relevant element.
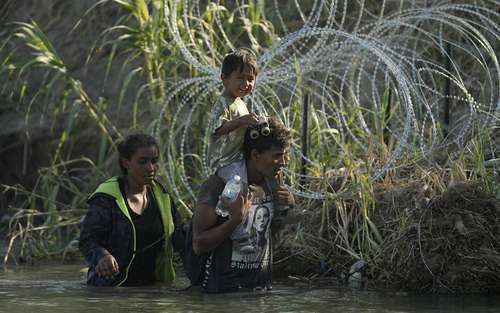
[196,174,274,293]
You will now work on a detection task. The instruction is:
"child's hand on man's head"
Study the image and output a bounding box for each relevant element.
[238,113,258,127]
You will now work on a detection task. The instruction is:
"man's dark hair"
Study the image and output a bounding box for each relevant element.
[117,133,159,174]
[221,47,258,77]
[243,116,292,159]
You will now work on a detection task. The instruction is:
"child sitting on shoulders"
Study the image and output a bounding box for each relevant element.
[207,47,259,254]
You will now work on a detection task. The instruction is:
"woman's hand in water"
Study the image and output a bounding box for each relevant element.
[96,254,119,279]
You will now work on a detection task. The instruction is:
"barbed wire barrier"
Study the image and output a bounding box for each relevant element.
[155,0,499,203]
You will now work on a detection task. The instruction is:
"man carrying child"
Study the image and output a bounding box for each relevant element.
[194,116,295,293]
[207,47,260,254]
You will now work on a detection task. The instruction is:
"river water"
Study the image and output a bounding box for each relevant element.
[0,263,499,313]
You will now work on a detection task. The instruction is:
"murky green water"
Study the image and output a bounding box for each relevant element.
[0,263,499,313]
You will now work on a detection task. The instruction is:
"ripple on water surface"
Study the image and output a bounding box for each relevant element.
[1,264,500,313]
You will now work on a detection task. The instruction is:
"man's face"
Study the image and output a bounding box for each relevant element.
[221,64,256,99]
[253,146,289,179]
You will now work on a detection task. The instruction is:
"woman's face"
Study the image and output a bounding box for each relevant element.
[254,206,269,232]
[122,145,159,186]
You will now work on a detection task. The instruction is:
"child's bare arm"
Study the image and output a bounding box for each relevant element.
[214,113,258,136]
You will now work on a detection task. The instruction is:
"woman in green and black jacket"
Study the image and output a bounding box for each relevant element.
[79,134,188,287]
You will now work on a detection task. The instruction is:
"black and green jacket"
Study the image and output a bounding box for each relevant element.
[79,176,187,286]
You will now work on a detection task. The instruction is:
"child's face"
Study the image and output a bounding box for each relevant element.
[222,65,256,99]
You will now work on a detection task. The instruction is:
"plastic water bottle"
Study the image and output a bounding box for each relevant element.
[216,175,241,217]
[222,175,241,200]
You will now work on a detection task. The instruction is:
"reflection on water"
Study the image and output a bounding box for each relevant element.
[1,264,499,313]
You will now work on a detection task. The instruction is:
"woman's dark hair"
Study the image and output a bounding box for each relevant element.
[117,133,159,175]
[243,116,292,160]
[221,47,258,77]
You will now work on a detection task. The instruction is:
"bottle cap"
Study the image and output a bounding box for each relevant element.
[233,175,241,182]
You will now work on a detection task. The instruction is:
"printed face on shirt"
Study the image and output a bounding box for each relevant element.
[230,187,273,267]
[221,65,256,99]
[122,145,160,186]
[253,146,289,179]
[253,204,270,233]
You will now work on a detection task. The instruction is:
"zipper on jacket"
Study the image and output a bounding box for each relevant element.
[117,214,136,287]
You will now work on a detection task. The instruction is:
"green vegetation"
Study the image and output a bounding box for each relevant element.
[1,0,499,293]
